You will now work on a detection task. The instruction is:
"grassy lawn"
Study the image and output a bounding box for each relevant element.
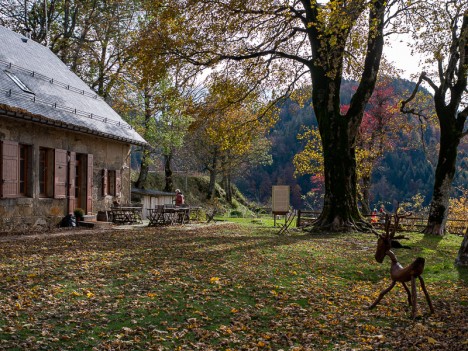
[0,223,466,350]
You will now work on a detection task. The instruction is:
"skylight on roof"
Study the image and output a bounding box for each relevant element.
[4,70,34,94]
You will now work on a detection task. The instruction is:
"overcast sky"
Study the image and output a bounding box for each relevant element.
[384,33,423,80]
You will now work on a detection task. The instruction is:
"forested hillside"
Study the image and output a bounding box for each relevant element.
[236,79,468,210]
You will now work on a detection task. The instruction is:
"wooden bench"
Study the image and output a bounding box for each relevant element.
[147,205,166,226]
[111,206,143,224]
[147,205,191,226]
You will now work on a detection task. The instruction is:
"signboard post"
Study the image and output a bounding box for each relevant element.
[272,185,290,227]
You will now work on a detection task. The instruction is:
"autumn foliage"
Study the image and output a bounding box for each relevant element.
[294,82,407,213]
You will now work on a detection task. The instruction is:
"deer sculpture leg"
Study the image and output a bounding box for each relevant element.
[401,282,412,306]
[411,275,417,319]
[369,281,396,310]
[418,276,434,314]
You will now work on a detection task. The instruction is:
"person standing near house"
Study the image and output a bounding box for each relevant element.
[371,207,378,223]
[379,204,386,223]
[379,204,386,215]
[175,189,185,206]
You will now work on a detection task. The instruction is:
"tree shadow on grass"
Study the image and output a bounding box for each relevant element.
[0,225,393,289]
[414,233,444,250]
[455,264,468,284]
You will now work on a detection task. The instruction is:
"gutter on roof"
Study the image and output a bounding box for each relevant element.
[0,104,147,147]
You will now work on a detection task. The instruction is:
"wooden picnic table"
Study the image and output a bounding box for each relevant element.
[111,206,143,224]
[147,205,191,226]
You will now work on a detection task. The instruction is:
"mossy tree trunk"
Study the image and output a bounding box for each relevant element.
[402,11,467,235]
[136,86,154,189]
[135,147,150,189]
[313,105,369,231]
[223,174,232,204]
[306,0,384,232]
[207,149,218,200]
[423,110,463,235]
[164,154,173,192]
[455,229,468,266]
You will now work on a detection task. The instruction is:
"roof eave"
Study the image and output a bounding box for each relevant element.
[0,104,147,147]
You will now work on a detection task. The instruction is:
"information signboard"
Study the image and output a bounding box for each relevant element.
[272,185,290,214]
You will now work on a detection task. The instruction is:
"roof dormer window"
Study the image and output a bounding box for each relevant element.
[4,70,34,95]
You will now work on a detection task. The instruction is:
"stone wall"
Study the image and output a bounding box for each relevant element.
[0,115,132,232]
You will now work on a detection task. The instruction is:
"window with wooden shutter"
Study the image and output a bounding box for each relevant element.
[1,141,19,198]
[86,154,93,214]
[102,169,108,196]
[54,149,67,199]
[39,147,54,197]
[109,170,116,195]
[68,152,76,212]
[18,144,31,196]
[115,170,121,197]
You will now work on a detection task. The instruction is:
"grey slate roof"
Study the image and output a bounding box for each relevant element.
[0,25,146,146]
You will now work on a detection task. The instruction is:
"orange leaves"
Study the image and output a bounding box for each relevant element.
[0,224,466,350]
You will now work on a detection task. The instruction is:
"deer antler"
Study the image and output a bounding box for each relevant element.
[384,213,391,238]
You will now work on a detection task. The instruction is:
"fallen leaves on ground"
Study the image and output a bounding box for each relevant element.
[0,224,466,350]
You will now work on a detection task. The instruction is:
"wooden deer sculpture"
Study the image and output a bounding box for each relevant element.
[369,212,434,319]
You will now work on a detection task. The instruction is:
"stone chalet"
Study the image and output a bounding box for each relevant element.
[0,25,146,231]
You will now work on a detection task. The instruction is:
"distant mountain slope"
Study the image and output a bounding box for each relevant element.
[235,79,467,208]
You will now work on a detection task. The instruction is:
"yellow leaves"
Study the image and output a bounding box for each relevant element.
[71,290,81,297]
[218,325,233,335]
[293,126,324,177]
[449,187,468,220]
[209,276,221,284]
[427,336,438,345]
[147,292,157,298]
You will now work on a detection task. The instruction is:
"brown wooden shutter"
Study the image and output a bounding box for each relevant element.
[86,154,93,214]
[1,141,19,198]
[68,152,76,212]
[54,149,67,199]
[115,170,122,197]
[102,169,108,196]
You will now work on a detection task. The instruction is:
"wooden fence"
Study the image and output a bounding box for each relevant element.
[296,210,467,235]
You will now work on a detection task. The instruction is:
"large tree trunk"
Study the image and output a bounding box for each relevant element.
[207,150,218,200]
[225,173,232,203]
[136,87,153,189]
[313,114,369,231]
[207,168,217,200]
[135,147,150,189]
[308,0,384,232]
[164,154,173,192]
[417,11,468,234]
[220,156,233,203]
[423,126,461,235]
[455,229,468,266]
